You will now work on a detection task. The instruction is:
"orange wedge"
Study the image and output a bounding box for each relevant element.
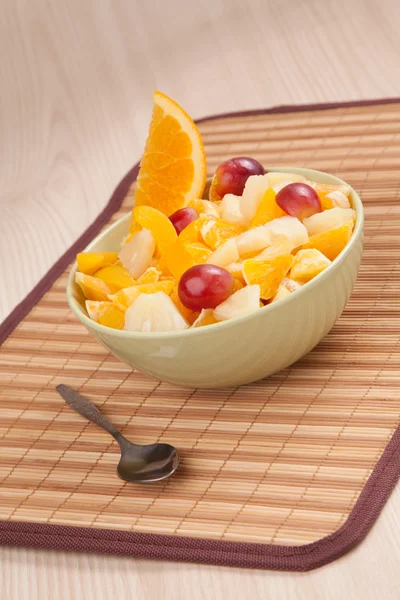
[250,189,286,227]
[94,265,136,293]
[133,205,177,255]
[242,255,294,300]
[302,221,354,261]
[86,301,125,330]
[134,91,207,216]
[75,273,112,301]
[76,252,119,276]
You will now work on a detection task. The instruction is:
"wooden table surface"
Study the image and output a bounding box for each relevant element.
[1,0,400,598]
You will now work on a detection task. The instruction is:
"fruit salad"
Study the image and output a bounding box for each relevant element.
[75,92,356,333]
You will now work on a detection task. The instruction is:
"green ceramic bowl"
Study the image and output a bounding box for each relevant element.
[67,167,363,388]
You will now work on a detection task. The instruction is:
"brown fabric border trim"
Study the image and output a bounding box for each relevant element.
[0,97,399,571]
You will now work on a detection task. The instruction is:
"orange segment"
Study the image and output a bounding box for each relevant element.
[134,91,207,216]
[250,189,286,227]
[192,309,219,328]
[242,255,294,300]
[290,249,331,283]
[170,285,198,323]
[233,278,244,292]
[310,181,351,198]
[133,205,177,254]
[184,242,213,264]
[137,267,162,284]
[86,301,125,330]
[320,195,335,211]
[178,219,201,244]
[94,265,136,293]
[200,218,245,250]
[303,221,354,261]
[164,239,197,280]
[75,273,112,301]
[187,198,219,217]
[76,252,118,276]
[110,281,175,311]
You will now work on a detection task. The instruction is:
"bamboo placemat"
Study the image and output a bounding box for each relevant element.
[0,99,399,571]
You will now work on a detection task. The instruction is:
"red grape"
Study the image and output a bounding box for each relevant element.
[178,264,234,311]
[276,183,322,220]
[210,157,264,201]
[169,207,198,235]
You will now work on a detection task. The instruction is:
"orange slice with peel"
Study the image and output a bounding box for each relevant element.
[134,91,207,216]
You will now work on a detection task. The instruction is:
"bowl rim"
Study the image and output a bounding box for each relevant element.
[67,166,364,339]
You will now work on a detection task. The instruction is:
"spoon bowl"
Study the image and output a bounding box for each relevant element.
[56,384,179,483]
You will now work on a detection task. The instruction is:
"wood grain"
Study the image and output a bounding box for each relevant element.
[1,0,400,598]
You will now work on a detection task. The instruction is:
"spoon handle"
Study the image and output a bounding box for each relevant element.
[56,384,119,437]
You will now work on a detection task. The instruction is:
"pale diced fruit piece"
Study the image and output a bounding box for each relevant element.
[266,172,307,188]
[219,194,249,225]
[192,309,218,328]
[235,226,271,257]
[303,207,355,236]
[207,238,239,268]
[255,235,295,260]
[118,228,156,278]
[290,249,331,283]
[264,216,309,247]
[272,179,294,194]
[308,181,351,198]
[271,283,292,303]
[214,285,261,321]
[198,200,220,218]
[282,277,303,292]
[226,260,245,283]
[124,292,189,332]
[325,191,351,208]
[240,175,270,221]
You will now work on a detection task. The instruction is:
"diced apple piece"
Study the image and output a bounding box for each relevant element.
[219,194,249,225]
[282,277,303,292]
[214,285,261,321]
[124,292,188,332]
[255,235,295,260]
[264,216,309,247]
[290,249,331,283]
[303,207,355,236]
[266,172,307,189]
[118,229,156,278]
[235,226,271,257]
[271,283,292,303]
[207,238,239,268]
[240,175,270,221]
